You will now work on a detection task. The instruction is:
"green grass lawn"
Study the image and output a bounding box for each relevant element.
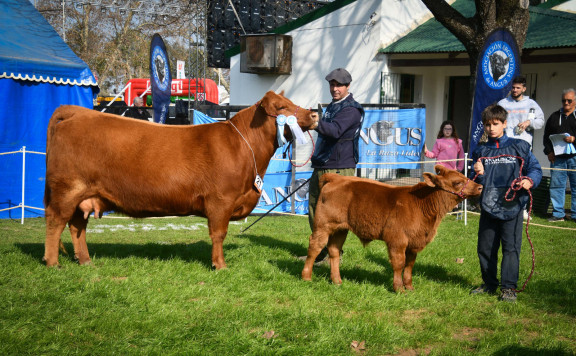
[0,213,574,355]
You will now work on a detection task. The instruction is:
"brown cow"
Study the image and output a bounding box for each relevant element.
[301,165,482,292]
[44,91,318,268]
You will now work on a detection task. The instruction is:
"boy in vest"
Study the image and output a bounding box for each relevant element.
[469,104,542,302]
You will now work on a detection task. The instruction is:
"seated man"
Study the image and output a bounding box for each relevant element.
[126,97,151,121]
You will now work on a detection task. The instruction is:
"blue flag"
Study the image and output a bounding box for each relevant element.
[150,34,171,124]
[469,29,521,153]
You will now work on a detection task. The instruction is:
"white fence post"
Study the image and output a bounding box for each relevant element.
[21,146,26,224]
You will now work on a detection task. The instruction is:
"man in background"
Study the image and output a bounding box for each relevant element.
[301,68,364,264]
[126,97,151,121]
[498,76,544,147]
[543,88,576,222]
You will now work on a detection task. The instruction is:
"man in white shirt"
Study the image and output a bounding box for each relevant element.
[498,76,544,148]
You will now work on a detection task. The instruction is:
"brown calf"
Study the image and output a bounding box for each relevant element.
[301,165,482,292]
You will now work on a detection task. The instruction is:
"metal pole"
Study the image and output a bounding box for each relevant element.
[62,0,66,42]
[464,152,468,226]
[21,146,26,224]
[291,143,296,214]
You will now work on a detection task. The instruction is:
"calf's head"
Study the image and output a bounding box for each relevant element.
[423,165,482,199]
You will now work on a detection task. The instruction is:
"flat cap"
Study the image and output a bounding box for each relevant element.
[325,68,352,84]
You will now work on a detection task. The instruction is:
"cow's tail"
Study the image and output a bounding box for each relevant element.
[45,106,72,207]
[46,106,72,153]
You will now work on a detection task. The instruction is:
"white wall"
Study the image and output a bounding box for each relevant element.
[552,0,576,13]
[229,0,434,107]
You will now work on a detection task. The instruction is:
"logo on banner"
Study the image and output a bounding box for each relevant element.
[150,33,171,124]
[482,41,516,89]
[469,29,521,154]
[151,47,170,91]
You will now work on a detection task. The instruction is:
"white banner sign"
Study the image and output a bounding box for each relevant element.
[176,60,185,79]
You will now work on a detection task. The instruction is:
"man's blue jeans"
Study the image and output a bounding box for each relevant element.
[549,155,576,218]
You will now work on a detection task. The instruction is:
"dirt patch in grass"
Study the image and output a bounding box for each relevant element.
[452,327,484,342]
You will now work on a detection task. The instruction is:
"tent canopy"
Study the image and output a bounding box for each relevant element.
[0,0,97,86]
[0,0,98,219]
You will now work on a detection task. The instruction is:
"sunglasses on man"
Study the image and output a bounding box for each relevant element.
[562,99,573,103]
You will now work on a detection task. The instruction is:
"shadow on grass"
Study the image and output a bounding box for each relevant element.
[493,345,574,355]
[244,234,469,290]
[241,233,307,256]
[526,277,576,317]
[14,240,242,269]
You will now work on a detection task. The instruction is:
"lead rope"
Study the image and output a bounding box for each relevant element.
[471,154,535,293]
[287,131,316,167]
[229,121,259,179]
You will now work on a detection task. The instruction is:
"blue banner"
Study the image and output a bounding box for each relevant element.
[150,34,171,124]
[358,108,425,169]
[193,110,218,125]
[469,29,521,153]
[254,171,312,215]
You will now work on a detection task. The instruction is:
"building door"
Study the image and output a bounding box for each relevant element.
[448,76,472,150]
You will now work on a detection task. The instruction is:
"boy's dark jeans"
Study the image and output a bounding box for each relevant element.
[477,210,523,290]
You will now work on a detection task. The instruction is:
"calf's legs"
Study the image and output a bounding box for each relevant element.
[302,229,347,284]
[402,249,419,291]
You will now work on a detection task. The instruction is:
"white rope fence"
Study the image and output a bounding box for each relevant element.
[2,147,574,226]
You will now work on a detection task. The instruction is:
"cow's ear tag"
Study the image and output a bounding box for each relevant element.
[254,174,264,194]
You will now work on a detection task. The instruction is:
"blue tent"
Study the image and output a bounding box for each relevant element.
[0,0,98,219]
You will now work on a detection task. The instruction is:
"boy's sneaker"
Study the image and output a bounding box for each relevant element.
[499,288,517,303]
[548,216,565,222]
[470,284,496,295]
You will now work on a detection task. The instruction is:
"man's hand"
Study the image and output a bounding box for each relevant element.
[517,120,531,131]
[474,161,484,175]
[547,152,555,163]
[309,112,319,130]
[563,135,576,144]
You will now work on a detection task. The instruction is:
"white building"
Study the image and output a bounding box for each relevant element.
[228,0,576,167]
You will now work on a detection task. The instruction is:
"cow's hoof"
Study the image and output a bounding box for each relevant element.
[212,263,227,270]
[43,256,60,268]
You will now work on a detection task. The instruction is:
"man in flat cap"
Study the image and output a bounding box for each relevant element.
[304,68,365,264]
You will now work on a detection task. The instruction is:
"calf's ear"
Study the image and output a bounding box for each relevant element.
[423,172,438,187]
[435,165,447,175]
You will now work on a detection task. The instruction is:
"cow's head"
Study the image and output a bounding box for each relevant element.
[489,53,509,82]
[423,165,482,199]
[258,91,319,142]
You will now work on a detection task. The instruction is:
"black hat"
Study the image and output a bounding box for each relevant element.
[325,68,352,84]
